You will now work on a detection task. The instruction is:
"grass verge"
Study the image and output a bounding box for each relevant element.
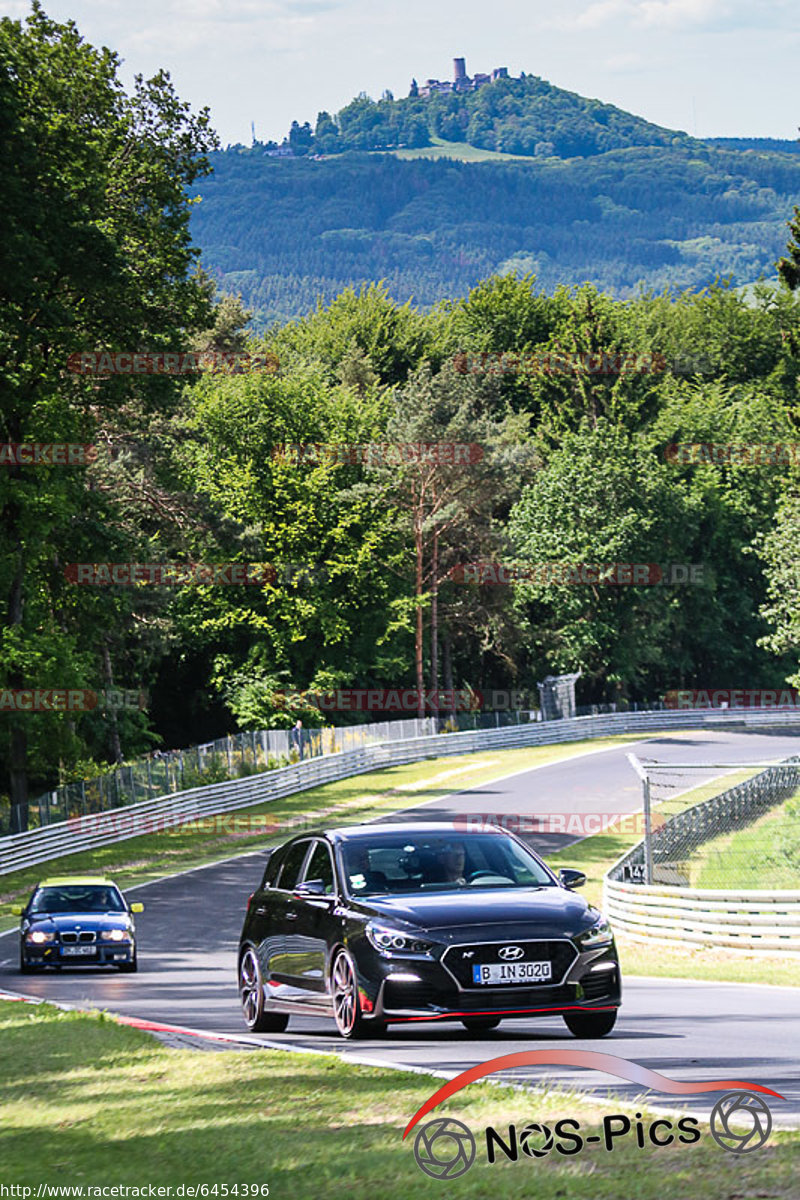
[0,999,796,1198]
[691,787,800,889]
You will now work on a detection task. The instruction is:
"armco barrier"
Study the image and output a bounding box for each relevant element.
[603,879,800,953]
[3,706,800,876]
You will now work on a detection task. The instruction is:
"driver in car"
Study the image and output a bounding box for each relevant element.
[437,841,468,885]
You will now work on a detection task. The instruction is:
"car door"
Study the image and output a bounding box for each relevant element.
[246,846,286,975]
[264,838,314,986]
[278,839,338,998]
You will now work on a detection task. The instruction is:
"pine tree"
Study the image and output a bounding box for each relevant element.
[778,206,800,290]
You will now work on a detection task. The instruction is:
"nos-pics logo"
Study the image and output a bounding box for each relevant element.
[405,1051,782,1179]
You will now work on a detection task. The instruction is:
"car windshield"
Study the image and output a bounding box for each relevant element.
[30,885,125,914]
[341,833,556,897]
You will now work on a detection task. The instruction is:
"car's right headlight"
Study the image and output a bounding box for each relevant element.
[365,921,433,956]
[26,930,55,944]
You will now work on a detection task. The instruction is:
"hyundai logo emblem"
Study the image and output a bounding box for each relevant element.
[498,945,524,961]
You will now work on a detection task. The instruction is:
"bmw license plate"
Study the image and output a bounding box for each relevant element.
[62,945,96,956]
[473,961,551,985]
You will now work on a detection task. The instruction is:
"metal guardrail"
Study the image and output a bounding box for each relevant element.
[3,705,800,877]
[603,880,800,953]
[604,754,800,953]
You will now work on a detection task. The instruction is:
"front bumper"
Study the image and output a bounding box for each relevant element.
[22,941,135,966]
[354,937,621,1024]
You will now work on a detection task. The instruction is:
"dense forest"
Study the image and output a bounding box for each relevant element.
[192,143,800,327]
[3,8,800,832]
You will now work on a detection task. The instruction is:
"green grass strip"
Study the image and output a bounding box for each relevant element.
[0,999,797,1197]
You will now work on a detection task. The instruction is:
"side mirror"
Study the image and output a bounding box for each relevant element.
[130,902,144,913]
[17,908,26,917]
[295,879,329,898]
[558,868,586,890]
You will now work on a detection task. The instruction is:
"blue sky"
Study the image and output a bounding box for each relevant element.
[6,0,798,147]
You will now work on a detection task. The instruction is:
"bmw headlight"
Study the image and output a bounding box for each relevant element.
[26,930,55,944]
[366,921,433,956]
[101,929,131,942]
[576,916,613,950]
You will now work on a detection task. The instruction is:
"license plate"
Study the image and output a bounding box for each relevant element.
[61,945,96,956]
[472,961,552,985]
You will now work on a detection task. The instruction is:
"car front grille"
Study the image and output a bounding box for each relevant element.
[442,939,577,989]
[451,984,576,1011]
[60,931,96,944]
[382,979,577,1014]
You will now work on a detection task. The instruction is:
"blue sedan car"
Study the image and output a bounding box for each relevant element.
[19,875,144,972]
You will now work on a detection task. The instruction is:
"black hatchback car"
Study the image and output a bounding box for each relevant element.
[238,822,621,1039]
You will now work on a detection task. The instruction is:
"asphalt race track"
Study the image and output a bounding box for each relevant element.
[3,728,799,1128]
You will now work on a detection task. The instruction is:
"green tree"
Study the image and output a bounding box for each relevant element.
[778,205,800,291]
[351,362,536,715]
[274,282,432,386]
[174,361,407,726]
[0,3,217,828]
[508,422,702,698]
[756,493,800,686]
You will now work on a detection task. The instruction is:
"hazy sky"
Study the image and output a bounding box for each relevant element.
[5,0,798,147]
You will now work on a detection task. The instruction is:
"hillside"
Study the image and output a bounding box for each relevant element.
[190,139,800,327]
[285,73,691,159]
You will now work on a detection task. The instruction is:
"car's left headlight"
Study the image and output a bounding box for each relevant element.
[575,916,614,949]
[26,930,55,944]
[366,921,433,956]
[101,929,132,942]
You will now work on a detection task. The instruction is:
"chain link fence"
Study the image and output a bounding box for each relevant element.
[614,756,800,888]
[9,718,445,835]
[4,710,556,835]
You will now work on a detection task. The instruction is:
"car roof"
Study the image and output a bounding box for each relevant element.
[321,822,509,843]
[38,876,118,886]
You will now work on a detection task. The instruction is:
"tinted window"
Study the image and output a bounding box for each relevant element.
[276,840,312,890]
[341,834,555,897]
[302,842,335,895]
[261,848,284,889]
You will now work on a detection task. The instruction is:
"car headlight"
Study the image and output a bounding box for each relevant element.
[101,929,132,942]
[365,921,433,956]
[26,930,55,944]
[576,916,614,949]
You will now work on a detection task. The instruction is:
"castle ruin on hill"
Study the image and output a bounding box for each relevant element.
[414,57,510,98]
